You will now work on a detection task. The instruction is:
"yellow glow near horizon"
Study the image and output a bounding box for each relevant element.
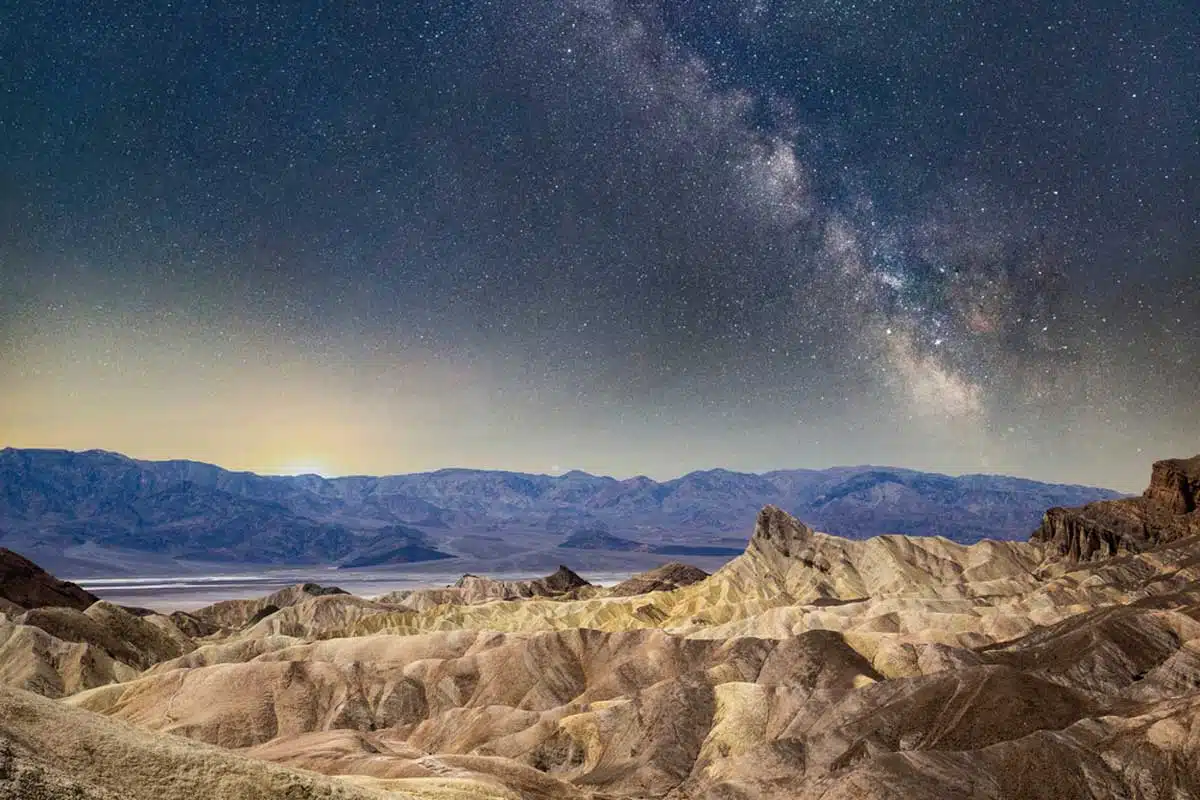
[269,461,337,477]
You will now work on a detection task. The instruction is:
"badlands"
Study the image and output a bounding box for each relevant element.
[1,456,1199,799]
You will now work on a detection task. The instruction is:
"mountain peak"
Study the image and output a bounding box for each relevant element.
[560,469,595,479]
[748,505,816,558]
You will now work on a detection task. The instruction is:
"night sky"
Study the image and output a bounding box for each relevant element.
[2,1,1196,490]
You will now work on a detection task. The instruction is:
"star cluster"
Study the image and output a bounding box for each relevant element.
[1,0,1196,490]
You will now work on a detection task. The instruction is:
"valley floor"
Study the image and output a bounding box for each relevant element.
[74,569,642,611]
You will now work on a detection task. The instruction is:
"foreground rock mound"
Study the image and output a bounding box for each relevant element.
[0,551,201,698]
[0,684,394,800]
[1033,455,1200,560]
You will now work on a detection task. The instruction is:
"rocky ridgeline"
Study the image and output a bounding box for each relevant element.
[607,562,709,596]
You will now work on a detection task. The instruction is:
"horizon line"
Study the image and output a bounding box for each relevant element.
[0,444,1133,492]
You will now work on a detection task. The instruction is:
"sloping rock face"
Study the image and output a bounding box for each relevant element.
[16,602,190,671]
[1033,456,1200,561]
[0,600,197,698]
[0,551,198,699]
[0,548,98,611]
[0,684,396,800]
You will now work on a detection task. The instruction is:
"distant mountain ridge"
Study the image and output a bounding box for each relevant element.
[0,447,1125,574]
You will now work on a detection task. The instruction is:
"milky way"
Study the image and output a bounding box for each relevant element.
[1,0,1196,489]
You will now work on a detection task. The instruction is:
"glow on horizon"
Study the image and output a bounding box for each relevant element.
[267,461,338,478]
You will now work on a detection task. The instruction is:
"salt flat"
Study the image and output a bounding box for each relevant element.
[74,570,642,611]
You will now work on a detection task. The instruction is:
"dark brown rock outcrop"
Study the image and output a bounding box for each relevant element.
[1032,456,1200,561]
[370,565,596,612]
[453,565,591,601]
[608,562,710,596]
[192,583,349,630]
[168,610,221,638]
[0,548,98,611]
[1145,455,1200,513]
[16,602,191,671]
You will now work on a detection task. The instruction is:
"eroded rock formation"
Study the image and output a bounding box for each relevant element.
[1033,455,1200,560]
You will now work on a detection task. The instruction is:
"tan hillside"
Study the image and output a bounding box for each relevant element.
[375,566,596,613]
[0,601,196,698]
[192,582,351,630]
[0,683,398,800]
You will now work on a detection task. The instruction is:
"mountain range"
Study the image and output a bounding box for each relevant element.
[0,447,1124,575]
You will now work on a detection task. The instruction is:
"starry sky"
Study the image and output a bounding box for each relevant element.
[1,0,1196,491]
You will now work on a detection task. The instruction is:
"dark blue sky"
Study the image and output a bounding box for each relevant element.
[1,0,1196,489]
